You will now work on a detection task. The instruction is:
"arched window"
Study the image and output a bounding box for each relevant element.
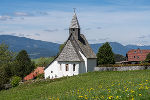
[73,64,76,71]
[72,29,75,31]
[60,64,62,71]
[66,64,69,71]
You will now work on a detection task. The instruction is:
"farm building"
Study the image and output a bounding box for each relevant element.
[126,49,150,64]
[24,67,44,81]
[44,11,97,79]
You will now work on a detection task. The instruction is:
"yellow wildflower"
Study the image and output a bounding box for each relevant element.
[90,88,94,90]
[116,96,119,99]
[139,94,142,96]
[108,96,113,99]
[79,96,83,98]
[145,86,149,89]
[130,90,135,93]
[101,96,104,99]
[56,97,59,100]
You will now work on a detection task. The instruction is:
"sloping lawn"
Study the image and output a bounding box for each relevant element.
[0,70,150,100]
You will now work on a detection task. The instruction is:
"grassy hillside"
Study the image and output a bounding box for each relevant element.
[32,57,55,67]
[0,70,150,100]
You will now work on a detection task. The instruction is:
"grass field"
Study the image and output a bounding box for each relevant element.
[0,70,150,100]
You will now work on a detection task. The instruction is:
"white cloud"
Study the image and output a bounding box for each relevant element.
[0,15,12,21]
[0,5,150,45]
[14,12,29,16]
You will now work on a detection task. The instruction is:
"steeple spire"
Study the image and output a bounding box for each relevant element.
[69,9,80,40]
[69,9,80,29]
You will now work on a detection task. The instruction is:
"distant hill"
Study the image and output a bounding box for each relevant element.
[0,35,60,59]
[1,35,150,58]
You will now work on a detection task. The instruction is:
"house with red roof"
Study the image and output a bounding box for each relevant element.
[24,67,44,81]
[126,49,150,64]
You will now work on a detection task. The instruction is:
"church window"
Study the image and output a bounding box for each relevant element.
[60,64,62,71]
[51,71,53,73]
[72,29,75,31]
[73,64,76,71]
[66,64,69,71]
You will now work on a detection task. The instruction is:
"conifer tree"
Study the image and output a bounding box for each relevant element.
[97,42,115,65]
[13,50,35,78]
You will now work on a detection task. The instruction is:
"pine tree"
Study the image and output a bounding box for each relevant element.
[13,50,35,78]
[145,53,150,62]
[97,42,115,65]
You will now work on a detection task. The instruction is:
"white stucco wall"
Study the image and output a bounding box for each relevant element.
[79,51,87,73]
[44,51,95,79]
[87,59,97,72]
[44,60,59,79]
[44,61,80,79]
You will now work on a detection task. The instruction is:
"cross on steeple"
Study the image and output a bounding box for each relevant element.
[73,8,76,13]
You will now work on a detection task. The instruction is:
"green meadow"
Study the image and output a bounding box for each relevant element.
[0,70,150,100]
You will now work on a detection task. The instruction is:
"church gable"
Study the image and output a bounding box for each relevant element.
[56,40,83,62]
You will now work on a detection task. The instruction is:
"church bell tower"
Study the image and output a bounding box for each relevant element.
[69,10,80,40]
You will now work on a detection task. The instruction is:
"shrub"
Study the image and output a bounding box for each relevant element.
[36,74,44,79]
[98,63,150,67]
[11,76,21,87]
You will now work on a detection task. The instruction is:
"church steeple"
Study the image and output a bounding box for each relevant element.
[69,9,80,39]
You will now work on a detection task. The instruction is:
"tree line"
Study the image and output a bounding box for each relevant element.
[0,43,35,90]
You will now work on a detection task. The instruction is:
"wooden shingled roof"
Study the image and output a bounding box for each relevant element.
[56,33,97,62]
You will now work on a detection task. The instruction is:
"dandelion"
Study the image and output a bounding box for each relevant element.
[130,90,135,93]
[145,86,149,89]
[79,96,83,98]
[131,97,134,100]
[108,96,113,99]
[101,96,104,99]
[90,88,94,90]
[139,94,142,96]
[116,96,119,99]
[56,97,59,100]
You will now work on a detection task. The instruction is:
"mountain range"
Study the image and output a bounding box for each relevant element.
[0,35,150,59]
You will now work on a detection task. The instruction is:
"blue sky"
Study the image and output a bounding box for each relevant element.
[0,0,150,45]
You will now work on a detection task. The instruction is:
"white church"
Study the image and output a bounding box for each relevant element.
[44,12,97,79]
